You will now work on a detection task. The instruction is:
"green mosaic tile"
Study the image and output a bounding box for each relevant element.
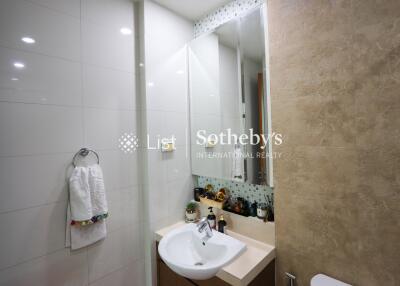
[196,175,273,205]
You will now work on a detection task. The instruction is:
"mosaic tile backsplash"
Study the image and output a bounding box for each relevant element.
[194,0,265,37]
[196,176,273,205]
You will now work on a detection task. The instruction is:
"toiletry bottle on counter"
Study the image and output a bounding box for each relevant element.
[218,215,226,233]
[250,201,258,217]
[257,203,267,220]
[193,187,204,202]
[207,207,216,229]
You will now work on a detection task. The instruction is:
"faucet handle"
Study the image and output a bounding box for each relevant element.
[197,217,211,233]
[197,217,209,230]
[196,217,213,239]
[197,217,207,225]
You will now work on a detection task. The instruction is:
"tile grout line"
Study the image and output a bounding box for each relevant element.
[0,248,67,274]
[0,200,68,216]
[0,222,142,274]
[80,0,86,153]
[87,256,145,285]
[22,0,80,20]
[0,98,139,111]
[79,1,90,281]
[0,43,137,75]
[0,147,132,159]
[0,182,142,216]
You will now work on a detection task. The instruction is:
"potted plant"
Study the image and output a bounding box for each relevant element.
[185,202,198,222]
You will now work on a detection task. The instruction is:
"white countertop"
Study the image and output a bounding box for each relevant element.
[155,221,276,286]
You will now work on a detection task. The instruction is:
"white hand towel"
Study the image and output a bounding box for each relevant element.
[66,204,107,250]
[69,167,91,221]
[88,165,108,216]
[66,164,108,250]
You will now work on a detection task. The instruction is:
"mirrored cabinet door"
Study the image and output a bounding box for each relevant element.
[189,6,273,186]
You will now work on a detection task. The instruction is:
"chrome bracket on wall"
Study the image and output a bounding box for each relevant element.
[285,272,296,286]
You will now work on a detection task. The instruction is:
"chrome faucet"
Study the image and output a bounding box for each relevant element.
[197,217,213,239]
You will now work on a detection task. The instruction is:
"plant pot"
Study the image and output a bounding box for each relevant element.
[185,210,197,222]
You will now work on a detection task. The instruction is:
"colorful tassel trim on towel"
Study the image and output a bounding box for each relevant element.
[71,213,109,226]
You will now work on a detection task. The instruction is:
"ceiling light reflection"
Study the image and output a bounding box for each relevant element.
[21,37,35,44]
[13,62,25,69]
[120,27,132,35]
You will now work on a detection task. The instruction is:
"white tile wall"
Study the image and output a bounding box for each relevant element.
[0,202,67,269]
[141,2,194,285]
[89,259,145,286]
[98,150,139,191]
[0,0,144,285]
[143,2,192,70]
[106,186,141,233]
[146,110,189,148]
[84,108,137,150]
[83,64,135,110]
[147,183,169,223]
[0,248,88,286]
[82,21,134,73]
[146,110,169,142]
[164,111,190,147]
[0,0,80,60]
[82,0,134,29]
[144,47,189,113]
[81,0,135,73]
[167,177,194,222]
[0,46,82,106]
[87,224,142,283]
[0,153,72,213]
[165,148,191,181]
[27,0,81,18]
[143,0,193,228]
[0,103,83,156]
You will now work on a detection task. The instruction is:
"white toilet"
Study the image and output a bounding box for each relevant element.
[311,274,352,286]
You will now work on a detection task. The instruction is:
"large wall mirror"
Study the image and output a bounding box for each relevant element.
[189,6,273,186]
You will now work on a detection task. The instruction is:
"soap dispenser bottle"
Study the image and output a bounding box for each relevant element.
[218,215,227,233]
[207,207,216,229]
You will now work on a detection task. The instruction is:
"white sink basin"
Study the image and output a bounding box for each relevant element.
[158,223,246,280]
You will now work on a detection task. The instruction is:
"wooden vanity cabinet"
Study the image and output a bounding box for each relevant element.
[156,243,275,286]
[158,258,194,286]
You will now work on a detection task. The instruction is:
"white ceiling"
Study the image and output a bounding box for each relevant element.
[152,0,232,21]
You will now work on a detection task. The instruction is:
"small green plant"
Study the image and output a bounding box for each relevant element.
[186,202,197,212]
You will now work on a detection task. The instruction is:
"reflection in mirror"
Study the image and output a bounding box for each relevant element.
[189,7,272,186]
[240,9,267,185]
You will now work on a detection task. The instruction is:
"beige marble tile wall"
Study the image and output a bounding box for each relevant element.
[267,0,400,285]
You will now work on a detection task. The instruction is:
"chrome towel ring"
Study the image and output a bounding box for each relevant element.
[72,148,100,167]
